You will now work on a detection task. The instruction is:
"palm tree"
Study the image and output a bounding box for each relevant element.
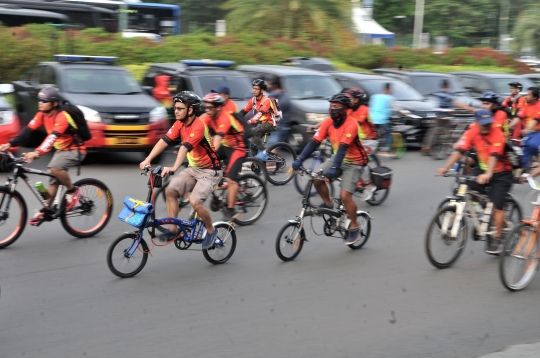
[222,0,351,42]
[512,6,540,56]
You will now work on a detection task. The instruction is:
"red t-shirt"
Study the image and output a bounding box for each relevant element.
[457,126,512,173]
[468,109,509,139]
[313,117,367,166]
[222,100,238,114]
[517,101,540,132]
[242,95,273,124]
[502,95,526,116]
[163,117,221,170]
[28,110,87,155]
[350,105,376,140]
[210,111,246,150]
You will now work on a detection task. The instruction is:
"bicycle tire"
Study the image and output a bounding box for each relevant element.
[107,232,149,278]
[348,212,371,250]
[61,178,113,238]
[239,157,268,185]
[0,187,27,249]
[366,187,390,206]
[431,127,450,161]
[499,223,539,291]
[390,132,407,159]
[265,142,297,185]
[202,222,237,264]
[275,221,306,261]
[233,174,268,226]
[425,205,468,269]
[294,154,324,196]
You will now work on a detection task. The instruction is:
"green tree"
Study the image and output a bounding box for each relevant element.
[150,0,227,33]
[512,5,540,55]
[222,0,351,42]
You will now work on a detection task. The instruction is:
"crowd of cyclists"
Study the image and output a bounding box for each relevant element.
[3,77,540,253]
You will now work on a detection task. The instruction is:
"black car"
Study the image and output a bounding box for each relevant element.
[371,68,480,115]
[450,71,536,99]
[280,57,336,71]
[142,60,253,109]
[236,64,343,150]
[12,55,169,152]
[329,71,440,146]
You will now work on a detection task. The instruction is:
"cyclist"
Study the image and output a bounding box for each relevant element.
[469,92,510,138]
[513,87,540,167]
[502,82,526,117]
[369,83,394,156]
[0,86,85,226]
[202,93,247,221]
[237,79,276,161]
[437,109,514,254]
[140,91,223,249]
[211,85,238,114]
[292,93,369,245]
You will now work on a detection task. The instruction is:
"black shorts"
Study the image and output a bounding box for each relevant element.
[222,146,246,182]
[467,169,513,210]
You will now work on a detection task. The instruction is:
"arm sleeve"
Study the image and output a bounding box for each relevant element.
[298,140,319,161]
[9,127,35,147]
[332,143,348,168]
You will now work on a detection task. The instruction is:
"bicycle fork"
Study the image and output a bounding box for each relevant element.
[442,201,465,238]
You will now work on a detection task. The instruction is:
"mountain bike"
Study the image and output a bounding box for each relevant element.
[499,174,540,291]
[425,172,522,269]
[275,166,372,261]
[0,152,113,249]
[106,166,236,278]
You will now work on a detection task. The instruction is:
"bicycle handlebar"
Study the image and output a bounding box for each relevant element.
[297,165,327,179]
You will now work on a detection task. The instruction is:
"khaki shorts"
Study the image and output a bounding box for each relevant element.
[47,150,85,184]
[168,166,222,204]
[320,157,363,194]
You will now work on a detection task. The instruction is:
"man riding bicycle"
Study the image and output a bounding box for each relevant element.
[140,91,223,249]
[292,93,369,245]
[202,93,247,221]
[437,109,514,254]
[510,87,540,167]
[237,79,276,161]
[0,86,85,225]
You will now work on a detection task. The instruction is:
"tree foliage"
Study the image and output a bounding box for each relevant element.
[512,5,540,55]
[150,0,227,33]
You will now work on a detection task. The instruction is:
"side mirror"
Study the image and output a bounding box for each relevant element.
[142,86,154,96]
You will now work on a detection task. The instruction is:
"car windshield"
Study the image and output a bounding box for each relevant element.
[491,77,536,95]
[198,76,252,100]
[359,80,425,101]
[528,77,540,87]
[411,76,467,96]
[283,75,342,100]
[63,69,142,94]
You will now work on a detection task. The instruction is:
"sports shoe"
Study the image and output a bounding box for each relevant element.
[202,228,218,250]
[255,150,269,161]
[318,202,334,210]
[361,186,377,201]
[65,186,82,211]
[28,210,46,226]
[486,237,502,255]
[223,208,237,222]
[157,230,176,243]
[345,227,360,245]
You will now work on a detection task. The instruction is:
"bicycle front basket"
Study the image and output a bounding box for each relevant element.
[118,196,154,228]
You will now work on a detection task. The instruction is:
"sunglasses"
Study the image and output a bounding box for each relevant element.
[38,99,52,103]
[174,107,187,111]
[204,106,216,111]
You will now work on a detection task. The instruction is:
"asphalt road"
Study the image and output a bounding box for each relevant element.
[1,150,540,358]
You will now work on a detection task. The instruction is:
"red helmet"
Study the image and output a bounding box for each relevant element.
[202,93,225,106]
[343,87,367,101]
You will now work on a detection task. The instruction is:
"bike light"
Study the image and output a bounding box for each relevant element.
[77,106,102,123]
[149,106,167,122]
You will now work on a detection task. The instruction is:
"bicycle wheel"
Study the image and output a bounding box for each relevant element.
[239,157,268,185]
[61,178,113,238]
[107,232,149,278]
[203,223,237,264]
[431,127,450,161]
[366,187,390,206]
[504,196,523,232]
[425,205,468,269]
[499,223,539,291]
[234,174,268,226]
[265,142,297,185]
[389,132,407,159]
[0,188,27,249]
[294,154,323,196]
[348,212,371,250]
[275,221,306,261]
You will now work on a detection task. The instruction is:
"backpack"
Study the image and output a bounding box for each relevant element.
[504,141,524,169]
[252,96,282,122]
[61,104,92,141]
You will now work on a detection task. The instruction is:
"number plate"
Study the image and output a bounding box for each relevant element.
[115,137,142,145]
[457,184,467,196]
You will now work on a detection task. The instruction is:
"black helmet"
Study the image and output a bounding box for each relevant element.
[478,91,500,104]
[252,79,268,91]
[508,82,523,91]
[344,87,367,101]
[38,85,60,102]
[173,91,202,109]
[329,93,352,108]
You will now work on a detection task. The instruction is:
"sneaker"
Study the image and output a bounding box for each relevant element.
[202,228,218,250]
[486,237,502,255]
[255,150,269,161]
[318,202,334,210]
[65,186,82,211]
[361,186,377,201]
[28,211,46,226]
[223,208,237,222]
[345,227,360,245]
[157,230,176,243]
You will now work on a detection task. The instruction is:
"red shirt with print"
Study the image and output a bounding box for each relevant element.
[28,110,87,156]
[163,117,221,170]
[210,111,246,150]
[312,117,367,166]
[242,95,273,124]
[350,105,376,140]
[222,100,238,114]
[517,101,540,131]
[502,95,526,116]
[456,126,512,173]
[468,109,509,139]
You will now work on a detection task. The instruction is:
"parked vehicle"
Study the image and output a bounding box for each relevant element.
[0,85,20,153]
[12,55,169,155]
[451,72,536,99]
[522,73,540,87]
